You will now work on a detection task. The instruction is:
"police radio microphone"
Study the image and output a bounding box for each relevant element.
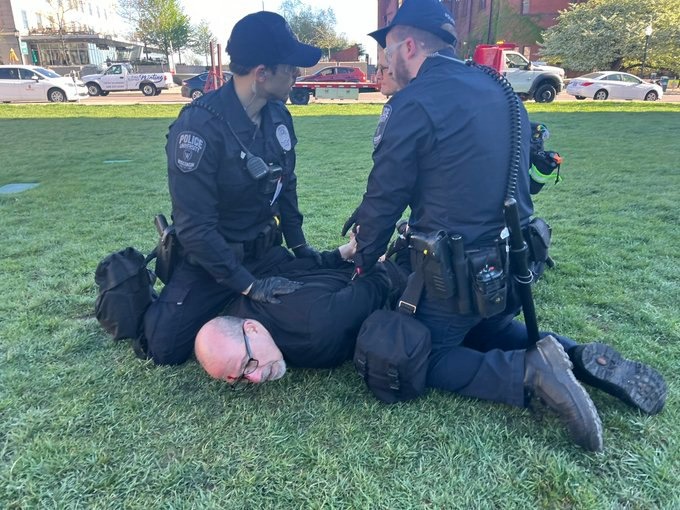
[225,119,271,180]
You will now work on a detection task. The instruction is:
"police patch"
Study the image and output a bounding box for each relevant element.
[276,125,292,151]
[175,131,206,173]
[373,104,392,148]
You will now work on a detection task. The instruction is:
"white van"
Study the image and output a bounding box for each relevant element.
[0,65,89,103]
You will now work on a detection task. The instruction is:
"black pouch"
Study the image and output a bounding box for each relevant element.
[354,309,431,404]
[154,214,180,285]
[467,245,507,318]
[94,247,157,341]
[525,217,552,279]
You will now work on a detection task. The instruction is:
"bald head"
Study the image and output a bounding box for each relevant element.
[195,316,245,380]
[195,316,287,385]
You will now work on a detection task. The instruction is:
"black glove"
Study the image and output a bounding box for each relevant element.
[341,207,360,236]
[247,276,304,304]
[292,244,322,266]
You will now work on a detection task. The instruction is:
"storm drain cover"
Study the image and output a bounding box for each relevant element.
[0,183,40,194]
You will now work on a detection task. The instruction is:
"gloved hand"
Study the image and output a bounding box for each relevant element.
[292,244,322,266]
[341,207,360,236]
[247,276,304,304]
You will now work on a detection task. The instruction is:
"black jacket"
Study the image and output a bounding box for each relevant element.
[354,49,534,270]
[165,80,306,292]
[224,254,391,368]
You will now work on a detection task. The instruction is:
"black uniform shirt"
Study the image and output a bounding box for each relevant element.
[355,49,534,269]
[224,256,390,368]
[165,80,306,291]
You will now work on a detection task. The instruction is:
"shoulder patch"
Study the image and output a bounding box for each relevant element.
[276,124,292,151]
[373,104,392,148]
[175,131,206,173]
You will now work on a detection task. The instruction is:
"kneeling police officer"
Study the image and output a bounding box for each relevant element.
[144,12,323,366]
[348,0,605,451]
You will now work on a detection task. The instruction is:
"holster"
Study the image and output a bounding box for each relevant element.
[244,217,283,260]
[154,214,180,285]
[523,217,552,279]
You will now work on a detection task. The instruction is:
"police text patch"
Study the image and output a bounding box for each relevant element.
[175,131,206,172]
[373,105,392,148]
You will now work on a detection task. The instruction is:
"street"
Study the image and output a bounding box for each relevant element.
[79,88,680,105]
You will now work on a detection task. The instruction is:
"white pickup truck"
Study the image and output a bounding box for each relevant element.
[81,63,174,96]
[473,44,565,103]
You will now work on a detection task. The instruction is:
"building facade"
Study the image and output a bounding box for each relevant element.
[0,0,156,68]
[377,0,586,61]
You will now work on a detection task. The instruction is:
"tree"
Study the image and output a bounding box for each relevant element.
[119,0,191,65]
[45,0,77,65]
[279,0,349,59]
[539,0,680,75]
[189,20,216,66]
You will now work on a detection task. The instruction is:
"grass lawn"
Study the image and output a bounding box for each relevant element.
[1,101,679,509]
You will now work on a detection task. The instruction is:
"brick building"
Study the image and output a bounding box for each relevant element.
[377,0,586,61]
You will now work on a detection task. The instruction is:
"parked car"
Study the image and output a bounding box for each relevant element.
[181,71,232,100]
[566,71,663,101]
[297,66,366,83]
[0,65,88,103]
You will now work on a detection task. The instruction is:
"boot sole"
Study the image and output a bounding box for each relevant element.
[536,336,604,452]
[573,343,667,415]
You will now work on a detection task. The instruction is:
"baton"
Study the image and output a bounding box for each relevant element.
[503,198,540,344]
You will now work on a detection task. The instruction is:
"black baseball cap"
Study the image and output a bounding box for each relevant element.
[369,0,457,48]
[227,11,322,68]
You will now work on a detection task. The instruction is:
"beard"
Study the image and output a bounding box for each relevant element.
[390,51,411,90]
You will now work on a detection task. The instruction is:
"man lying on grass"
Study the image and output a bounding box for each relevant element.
[194,235,667,452]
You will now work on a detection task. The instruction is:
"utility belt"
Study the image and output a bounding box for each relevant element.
[226,217,283,262]
[157,216,283,282]
[399,217,551,318]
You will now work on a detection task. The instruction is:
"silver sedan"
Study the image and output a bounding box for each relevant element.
[566,71,663,101]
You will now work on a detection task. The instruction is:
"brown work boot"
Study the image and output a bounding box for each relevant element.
[571,343,667,415]
[524,336,604,452]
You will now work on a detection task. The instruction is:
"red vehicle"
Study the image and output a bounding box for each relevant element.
[297,66,366,83]
[290,66,377,105]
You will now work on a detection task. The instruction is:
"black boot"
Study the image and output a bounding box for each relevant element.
[570,343,667,415]
[525,336,604,452]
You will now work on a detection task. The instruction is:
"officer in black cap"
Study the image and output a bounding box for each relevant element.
[144,11,323,366]
[345,0,606,451]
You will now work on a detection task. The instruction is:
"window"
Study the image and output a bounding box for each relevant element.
[36,13,43,29]
[0,68,19,79]
[506,53,529,69]
[621,74,641,84]
[21,10,29,30]
[89,3,93,15]
[521,0,530,14]
[479,0,486,10]
[605,74,622,82]
[96,6,100,18]
[18,69,39,80]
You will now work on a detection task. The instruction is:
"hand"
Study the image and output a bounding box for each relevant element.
[341,207,360,236]
[292,244,322,266]
[247,277,304,304]
[338,234,357,261]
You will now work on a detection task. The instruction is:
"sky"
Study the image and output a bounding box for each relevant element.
[179,0,379,64]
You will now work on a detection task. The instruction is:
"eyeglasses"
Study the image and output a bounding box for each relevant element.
[230,324,259,391]
[384,40,407,64]
[376,64,388,74]
[276,64,300,78]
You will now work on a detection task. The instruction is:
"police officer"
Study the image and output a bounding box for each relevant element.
[144,12,323,366]
[346,0,604,451]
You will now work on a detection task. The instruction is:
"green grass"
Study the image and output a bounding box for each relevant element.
[1,102,679,509]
